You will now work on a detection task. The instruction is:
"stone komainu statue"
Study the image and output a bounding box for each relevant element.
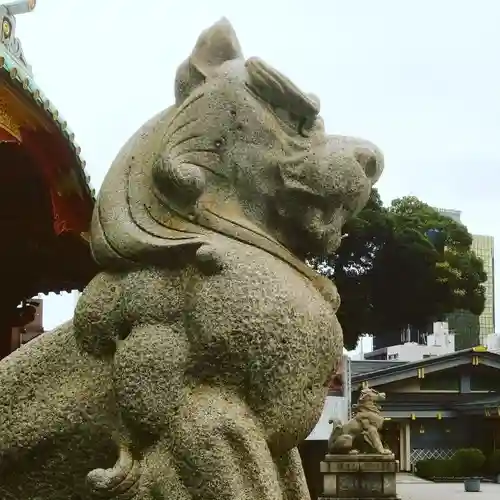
[0,18,383,500]
[328,387,392,455]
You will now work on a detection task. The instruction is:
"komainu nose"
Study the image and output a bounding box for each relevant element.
[355,144,384,185]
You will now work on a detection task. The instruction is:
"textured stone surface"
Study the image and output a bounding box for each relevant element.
[0,18,383,500]
[320,454,398,499]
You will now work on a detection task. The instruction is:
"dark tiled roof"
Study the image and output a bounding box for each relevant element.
[374,391,500,412]
[352,348,500,382]
[384,392,479,405]
[351,359,408,376]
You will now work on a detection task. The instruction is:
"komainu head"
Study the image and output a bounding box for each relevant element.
[359,387,386,404]
[91,18,384,269]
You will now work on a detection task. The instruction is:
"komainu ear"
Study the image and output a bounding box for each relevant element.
[190,17,243,76]
[175,18,243,104]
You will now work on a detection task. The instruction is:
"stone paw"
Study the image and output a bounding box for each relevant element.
[86,445,141,499]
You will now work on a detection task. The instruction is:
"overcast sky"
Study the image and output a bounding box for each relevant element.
[16,1,499,340]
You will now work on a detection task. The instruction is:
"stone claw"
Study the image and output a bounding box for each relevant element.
[86,445,141,498]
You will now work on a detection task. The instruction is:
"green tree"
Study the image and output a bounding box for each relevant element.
[311,192,487,350]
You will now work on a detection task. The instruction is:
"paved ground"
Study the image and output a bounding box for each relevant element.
[397,474,500,499]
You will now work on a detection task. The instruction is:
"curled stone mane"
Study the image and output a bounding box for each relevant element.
[90,19,370,302]
[90,102,333,294]
[91,20,253,272]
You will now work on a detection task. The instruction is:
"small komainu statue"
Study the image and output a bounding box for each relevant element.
[328,387,392,455]
[0,18,383,500]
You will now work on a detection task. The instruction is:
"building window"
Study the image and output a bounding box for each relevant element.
[420,371,460,391]
[470,372,500,392]
[365,352,387,360]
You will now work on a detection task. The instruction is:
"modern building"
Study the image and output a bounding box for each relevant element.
[472,234,495,342]
[365,322,455,361]
[436,208,495,347]
[435,207,462,223]
[0,2,96,360]
[372,327,428,351]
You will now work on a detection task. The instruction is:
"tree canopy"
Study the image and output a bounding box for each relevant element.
[310,191,487,350]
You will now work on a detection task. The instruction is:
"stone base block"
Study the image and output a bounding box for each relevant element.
[319,453,399,499]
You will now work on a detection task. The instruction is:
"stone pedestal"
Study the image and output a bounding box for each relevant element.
[319,453,399,500]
